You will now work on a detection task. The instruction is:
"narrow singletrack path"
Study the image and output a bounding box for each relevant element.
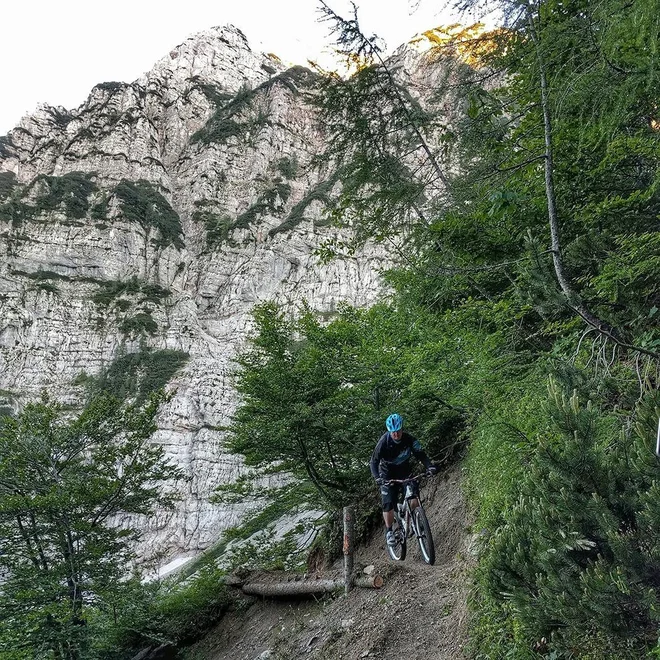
[187,464,471,660]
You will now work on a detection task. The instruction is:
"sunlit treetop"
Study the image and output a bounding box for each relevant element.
[411,23,512,67]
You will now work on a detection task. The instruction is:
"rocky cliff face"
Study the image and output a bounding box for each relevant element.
[0,25,448,565]
[0,26,389,563]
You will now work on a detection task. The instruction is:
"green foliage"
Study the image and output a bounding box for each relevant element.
[47,107,75,128]
[275,155,299,179]
[235,180,291,230]
[216,484,317,572]
[191,66,319,146]
[191,84,270,146]
[145,568,232,646]
[0,172,100,227]
[34,171,98,219]
[231,302,464,507]
[0,135,14,158]
[90,193,110,220]
[87,566,233,658]
[0,171,97,226]
[270,177,336,237]
[192,208,236,249]
[271,3,660,657]
[93,348,189,405]
[268,65,320,95]
[31,280,60,294]
[0,171,17,200]
[93,81,126,93]
[17,269,72,281]
[190,180,292,245]
[115,179,184,249]
[92,276,171,308]
[312,31,441,245]
[472,383,660,658]
[0,393,182,659]
[119,311,158,337]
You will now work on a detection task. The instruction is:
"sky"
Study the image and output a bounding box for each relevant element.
[0,0,471,135]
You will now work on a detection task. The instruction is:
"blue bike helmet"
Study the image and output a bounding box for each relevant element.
[386,413,403,432]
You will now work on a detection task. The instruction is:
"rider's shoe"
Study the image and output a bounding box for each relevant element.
[386,529,396,546]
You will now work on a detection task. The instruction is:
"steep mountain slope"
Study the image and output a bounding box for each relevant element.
[0,26,388,565]
[186,465,471,660]
[0,25,454,568]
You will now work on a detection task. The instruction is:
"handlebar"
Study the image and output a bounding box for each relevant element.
[383,472,428,485]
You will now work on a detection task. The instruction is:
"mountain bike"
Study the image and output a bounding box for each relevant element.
[385,474,435,565]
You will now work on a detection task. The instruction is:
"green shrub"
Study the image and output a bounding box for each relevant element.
[89,568,233,657]
[90,194,110,220]
[191,67,317,148]
[270,177,336,237]
[0,172,17,201]
[1,172,98,226]
[0,135,13,158]
[115,180,184,249]
[192,209,236,249]
[11,269,71,282]
[94,81,126,93]
[234,180,291,231]
[32,281,60,294]
[266,66,320,95]
[47,107,75,128]
[34,171,98,219]
[275,156,299,179]
[94,348,189,404]
[471,383,660,659]
[119,311,158,337]
[92,277,171,309]
[148,567,233,645]
[191,83,272,146]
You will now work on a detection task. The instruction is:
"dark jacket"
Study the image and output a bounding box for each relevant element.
[370,431,432,481]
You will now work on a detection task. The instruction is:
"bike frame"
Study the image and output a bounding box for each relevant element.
[383,472,436,565]
[385,473,427,541]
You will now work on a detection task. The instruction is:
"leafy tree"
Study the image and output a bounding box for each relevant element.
[230,302,380,506]
[115,179,184,250]
[0,392,182,659]
[305,2,660,657]
[447,0,660,352]
[230,301,469,507]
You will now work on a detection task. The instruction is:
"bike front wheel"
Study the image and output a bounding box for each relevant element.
[387,513,407,561]
[413,507,435,565]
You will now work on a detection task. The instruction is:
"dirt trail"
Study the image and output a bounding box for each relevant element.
[186,464,472,660]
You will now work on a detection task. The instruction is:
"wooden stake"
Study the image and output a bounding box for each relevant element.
[343,506,355,596]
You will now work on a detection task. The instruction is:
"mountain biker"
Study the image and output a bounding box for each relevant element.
[370,413,437,547]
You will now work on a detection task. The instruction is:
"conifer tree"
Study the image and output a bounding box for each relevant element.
[479,381,660,657]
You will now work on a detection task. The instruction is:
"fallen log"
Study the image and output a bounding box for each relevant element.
[241,578,342,597]
[353,574,384,589]
[235,572,385,598]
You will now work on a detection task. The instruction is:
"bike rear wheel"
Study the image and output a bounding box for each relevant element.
[413,506,435,565]
[387,513,407,561]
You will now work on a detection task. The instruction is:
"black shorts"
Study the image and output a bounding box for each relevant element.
[380,480,419,512]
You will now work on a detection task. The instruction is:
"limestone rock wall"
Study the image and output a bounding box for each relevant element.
[0,26,386,562]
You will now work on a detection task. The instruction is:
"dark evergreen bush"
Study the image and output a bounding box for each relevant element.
[94,348,189,404]
[115,180,184,249]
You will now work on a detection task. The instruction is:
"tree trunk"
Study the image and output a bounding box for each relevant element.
[227,571,385,597]
[343,506,355,596]
[525,6,620,341]
[241,578,343,597]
